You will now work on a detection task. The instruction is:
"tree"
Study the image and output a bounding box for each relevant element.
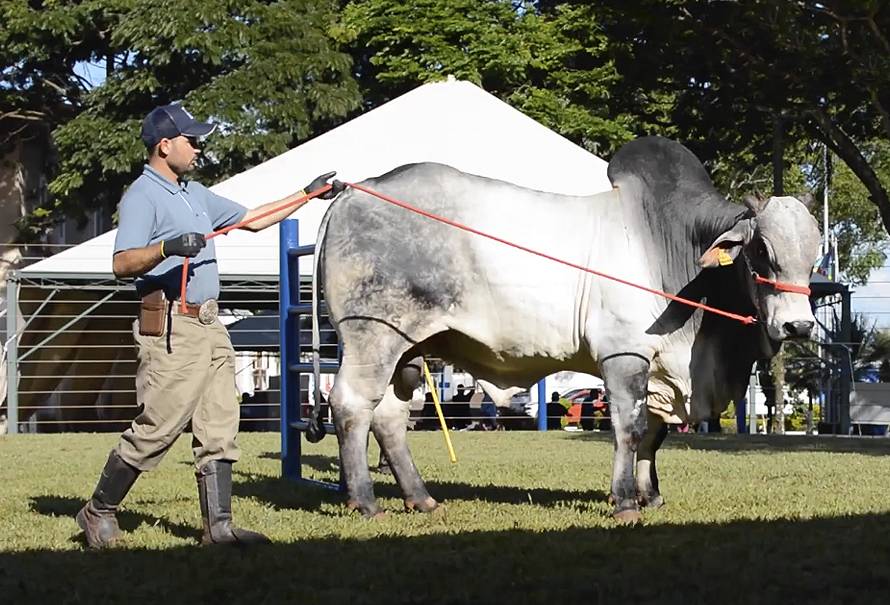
[851,317,890,382]
[769,344,788,434]
[0,0,118,148]
[587,1,890,237]
[335,0,636,156]
[864,331,890,382]
[4,0,360,237]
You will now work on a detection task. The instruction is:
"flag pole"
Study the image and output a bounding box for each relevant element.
[823,143,830,257]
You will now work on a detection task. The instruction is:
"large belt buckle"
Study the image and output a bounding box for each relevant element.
[198,299,218,325]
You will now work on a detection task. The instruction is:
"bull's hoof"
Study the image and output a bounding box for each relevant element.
[346,499,382,519]
[639,493,665,509]
[613,508,643,525]
[404,496,440,514]
[607,493,615,506]
[428,503,447,521]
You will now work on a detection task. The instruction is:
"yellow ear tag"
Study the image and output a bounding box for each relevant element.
[717,249,734,266]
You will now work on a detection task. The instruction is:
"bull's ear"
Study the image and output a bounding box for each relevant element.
[795,192,815,209]
[699,220,754,268]
[743,194,770,214]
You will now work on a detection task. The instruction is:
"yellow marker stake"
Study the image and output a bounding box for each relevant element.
[422,361,458,463]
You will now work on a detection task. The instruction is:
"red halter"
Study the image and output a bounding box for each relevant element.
[752,273,811,296]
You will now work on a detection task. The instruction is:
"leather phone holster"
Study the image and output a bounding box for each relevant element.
[138,289,166,336]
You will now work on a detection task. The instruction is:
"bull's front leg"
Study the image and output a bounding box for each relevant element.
[636,411,668,508]
[601,354,650,524]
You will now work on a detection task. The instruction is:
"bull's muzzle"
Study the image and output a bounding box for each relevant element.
[782,319,814,339]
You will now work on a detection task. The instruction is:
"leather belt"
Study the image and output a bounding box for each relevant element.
[172,299,219,325]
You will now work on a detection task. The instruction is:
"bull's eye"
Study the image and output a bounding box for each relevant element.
[756,239,768,258]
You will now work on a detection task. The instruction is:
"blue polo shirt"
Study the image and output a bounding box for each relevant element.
[113,165,247,304]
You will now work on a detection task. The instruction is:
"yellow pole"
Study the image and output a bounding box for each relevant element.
[422,360,458,463]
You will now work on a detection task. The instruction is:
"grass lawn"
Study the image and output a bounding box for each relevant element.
[1,430,889,604]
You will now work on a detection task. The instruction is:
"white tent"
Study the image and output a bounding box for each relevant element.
[22,78,610,280]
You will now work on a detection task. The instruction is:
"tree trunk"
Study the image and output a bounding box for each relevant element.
[806,392,815,435]
[773,114,784,196]
[770,344,787,435]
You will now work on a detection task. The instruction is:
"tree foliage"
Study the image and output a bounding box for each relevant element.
[0,0,120,144]
[785,314,890,397]
[588,1,890,227]
[559,0,889,281]
[3,0,360,237]
[335,0,635,155]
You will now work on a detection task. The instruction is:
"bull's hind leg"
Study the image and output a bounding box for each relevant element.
[636,411,668,508]
[329,328,418,517]
[329,365,389,517]
[601,354,650,523]
[372,357,438,513]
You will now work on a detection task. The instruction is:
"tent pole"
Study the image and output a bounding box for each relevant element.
[5,273,18,434]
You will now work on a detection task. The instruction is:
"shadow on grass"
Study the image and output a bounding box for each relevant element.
[232,466,608,513]
[259,452,342,474]
[29,496,201,544]
[3,512,889,604]
[662,433,890,456]
[573,430,890,456]
[248,450,608,509]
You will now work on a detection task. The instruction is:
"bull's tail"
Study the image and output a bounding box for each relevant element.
[306,198,339,444]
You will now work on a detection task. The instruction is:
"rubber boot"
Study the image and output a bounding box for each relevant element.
[196,460,270,545]
[76,450,140,548]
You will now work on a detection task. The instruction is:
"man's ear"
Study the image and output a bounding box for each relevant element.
[156,139,172,158]
[699,219,754,268]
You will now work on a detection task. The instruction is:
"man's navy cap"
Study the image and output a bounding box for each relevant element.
[141,103,216,148]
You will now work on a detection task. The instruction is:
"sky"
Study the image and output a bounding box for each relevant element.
[850,266,890,329]
[72,61,106,89]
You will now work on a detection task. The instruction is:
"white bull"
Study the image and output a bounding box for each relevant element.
[312,136,821,521]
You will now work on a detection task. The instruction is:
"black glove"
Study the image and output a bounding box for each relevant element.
[304,171,346,200]
[161,232,206,258]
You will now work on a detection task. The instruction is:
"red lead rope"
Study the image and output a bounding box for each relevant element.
[179,181,807,324]
[753,273,811,296]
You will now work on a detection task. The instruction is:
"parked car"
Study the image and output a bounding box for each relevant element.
[508,390,533,414]
[561,388,609,431]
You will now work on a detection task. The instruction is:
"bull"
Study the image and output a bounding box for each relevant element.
[312,136,821,521]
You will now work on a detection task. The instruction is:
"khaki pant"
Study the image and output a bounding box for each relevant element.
[116,312,241,471]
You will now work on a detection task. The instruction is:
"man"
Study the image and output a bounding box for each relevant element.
[546,391,566,431]
[451,384,472,430]
[580,388,600,431]
[76,102,343,548]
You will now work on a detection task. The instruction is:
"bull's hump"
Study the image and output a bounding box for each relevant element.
[608,136,714,194]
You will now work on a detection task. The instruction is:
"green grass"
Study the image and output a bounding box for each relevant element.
[2,431,890,604]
